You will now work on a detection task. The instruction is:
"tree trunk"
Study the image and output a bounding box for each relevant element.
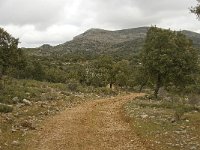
[139,79,148,92]
[0,69,3,90]
[0,71,2,80]
[154,74,161,99]
[109,83,113,89]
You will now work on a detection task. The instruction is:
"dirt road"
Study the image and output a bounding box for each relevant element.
[28,93,146,150]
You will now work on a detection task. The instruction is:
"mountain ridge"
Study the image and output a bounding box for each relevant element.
[24,27,200,56]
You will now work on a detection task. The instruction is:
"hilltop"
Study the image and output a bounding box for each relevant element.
[24,27,200,57]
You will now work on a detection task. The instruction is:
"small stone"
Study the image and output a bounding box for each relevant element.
[25,92,30,95]
[190,146,197,150]
[11,129,17,133]
[13,113,19,117]
[11,140,20,146]
[141,114,148,119]
[164,132,168,135]
[16,103,25,108]
[170,118,176,123]
[40,104,47,108]
[155,141,161,144]
[5,116,13,122]
[22,99,32,106]
[12,97,19,104]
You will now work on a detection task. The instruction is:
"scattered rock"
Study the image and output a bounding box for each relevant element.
[12,97,19,104]
[13,113,19,117]
[155,141,161,144]
[22,99,32,106]
[11,140,20,146]
[4,143,8,146]
[190,146,197,150]
[170,118,176,123]
[25,92,30,95]
[140,114,148,119]
[174,130,187,134]
[44,111,49,116]
[40,103,48,108]
[16,103,25,108]
[149,116,156,119]
[55,107,60,112]
[21,130,27,137]
[11,128,17,133]
[186,119,190,122]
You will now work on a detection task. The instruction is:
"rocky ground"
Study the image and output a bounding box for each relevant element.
[124,96,200,150]
[2,89,199,150]
[0,92,101,150]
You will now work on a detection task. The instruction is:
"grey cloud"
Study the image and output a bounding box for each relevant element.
[0,0,199,47]
[84,0,197,29]
[0,0,66,28]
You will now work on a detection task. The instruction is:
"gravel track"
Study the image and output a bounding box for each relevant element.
[28,93,146,150]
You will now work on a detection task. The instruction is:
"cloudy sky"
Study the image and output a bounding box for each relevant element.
[0,0,199,47]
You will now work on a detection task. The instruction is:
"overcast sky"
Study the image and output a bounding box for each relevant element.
[0,0,199,47]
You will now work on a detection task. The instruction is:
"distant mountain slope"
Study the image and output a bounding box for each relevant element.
[73,27,148,43]
[23,27,200,57]
[181,30,200,48]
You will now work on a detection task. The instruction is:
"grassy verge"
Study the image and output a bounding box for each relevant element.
[123,96,200,150]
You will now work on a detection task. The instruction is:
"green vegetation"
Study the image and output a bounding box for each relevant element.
[1,26,200,106]
[140,26,199,98]
[0,28,26,77]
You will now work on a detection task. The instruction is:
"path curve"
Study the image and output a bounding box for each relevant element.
[28,93,146,150]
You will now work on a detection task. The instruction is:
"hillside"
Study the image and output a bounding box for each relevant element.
[24,27,200,57]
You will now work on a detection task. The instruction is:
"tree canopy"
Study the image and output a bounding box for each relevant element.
[140,26,199,98]
[0,27,26,76]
